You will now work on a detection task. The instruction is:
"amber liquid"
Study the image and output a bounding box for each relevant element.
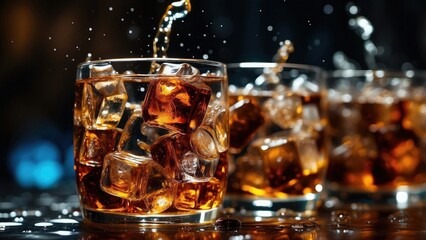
[326,99,426,190]
[227,92,327,198]
[74,75,228,215]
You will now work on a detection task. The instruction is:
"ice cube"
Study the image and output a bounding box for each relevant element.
[406,100,426,137]
[235,154,267,196]
[89,64,118,77]
[174,177,221,210]
[142,77,211,133]
[373,128,420,181]
[291,74,319,94]
[150,133,190,181]
[190,127,220,160]
[302,103,322,132]
[250,136,303,189]
[118,110,161,157]
[157,63,200,82]
[359,102,401,131]
[100,152,152,200]
[180,151,219,182]
[229,97,265,153]
[202,99,229,153]
[296,136,320,174]
[144,188,175,213]
[142,161,176,213]
[100,152,175,205]
[329,134,377,186]
[78,129,119,166]
[264,91,303,130]
[77,164,125,210]
[82,78,128,129]
[151,132,219,182]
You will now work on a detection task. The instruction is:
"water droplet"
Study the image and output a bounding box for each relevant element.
[223,40,227,44]
[267,26,273,31]
[130,8,134,12]
[388,211,410,224]
[323,4,334,15]
[108,7,113,11]
[179,43,184,47]
[331,210,352,226]
[276,208,298,218]
[48,37,52,40]
[53,48,57,51]
[202,54,208,59]
[89,27,92,31]
[214,217,241,231]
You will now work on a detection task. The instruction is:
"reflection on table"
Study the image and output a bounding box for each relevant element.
[1,182,426,240]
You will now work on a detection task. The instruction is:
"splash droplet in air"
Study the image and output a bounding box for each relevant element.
[86,53,92,62]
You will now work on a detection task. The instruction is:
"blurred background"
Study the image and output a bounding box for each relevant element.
[1,0,426,191]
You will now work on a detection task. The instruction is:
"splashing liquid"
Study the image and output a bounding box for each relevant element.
[255,40,294,85]
[150,0,191,72]
[153,0,191,58]
[344,2,378,69]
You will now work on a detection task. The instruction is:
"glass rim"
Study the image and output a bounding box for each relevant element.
[77,57,227,69]
[328,69,426,78]
[226,62,323,73]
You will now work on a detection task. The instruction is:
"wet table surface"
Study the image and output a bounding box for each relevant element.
[1,182,426,240]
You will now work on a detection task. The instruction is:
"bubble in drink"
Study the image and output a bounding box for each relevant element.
[78,129,119,166]
[142,65,212,133]
[229,97,265,153]
[264,91,303,130]
[82,78,128,129]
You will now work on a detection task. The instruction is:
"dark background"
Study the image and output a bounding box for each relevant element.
[1,0,426,190]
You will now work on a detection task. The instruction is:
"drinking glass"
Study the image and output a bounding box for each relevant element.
[73,58,229,224]
[224,62,327,217]
[326,69,426,210]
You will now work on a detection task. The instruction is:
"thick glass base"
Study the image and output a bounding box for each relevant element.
[324,184,426,210]
[223,193,321,218]
[82,207,220,225]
